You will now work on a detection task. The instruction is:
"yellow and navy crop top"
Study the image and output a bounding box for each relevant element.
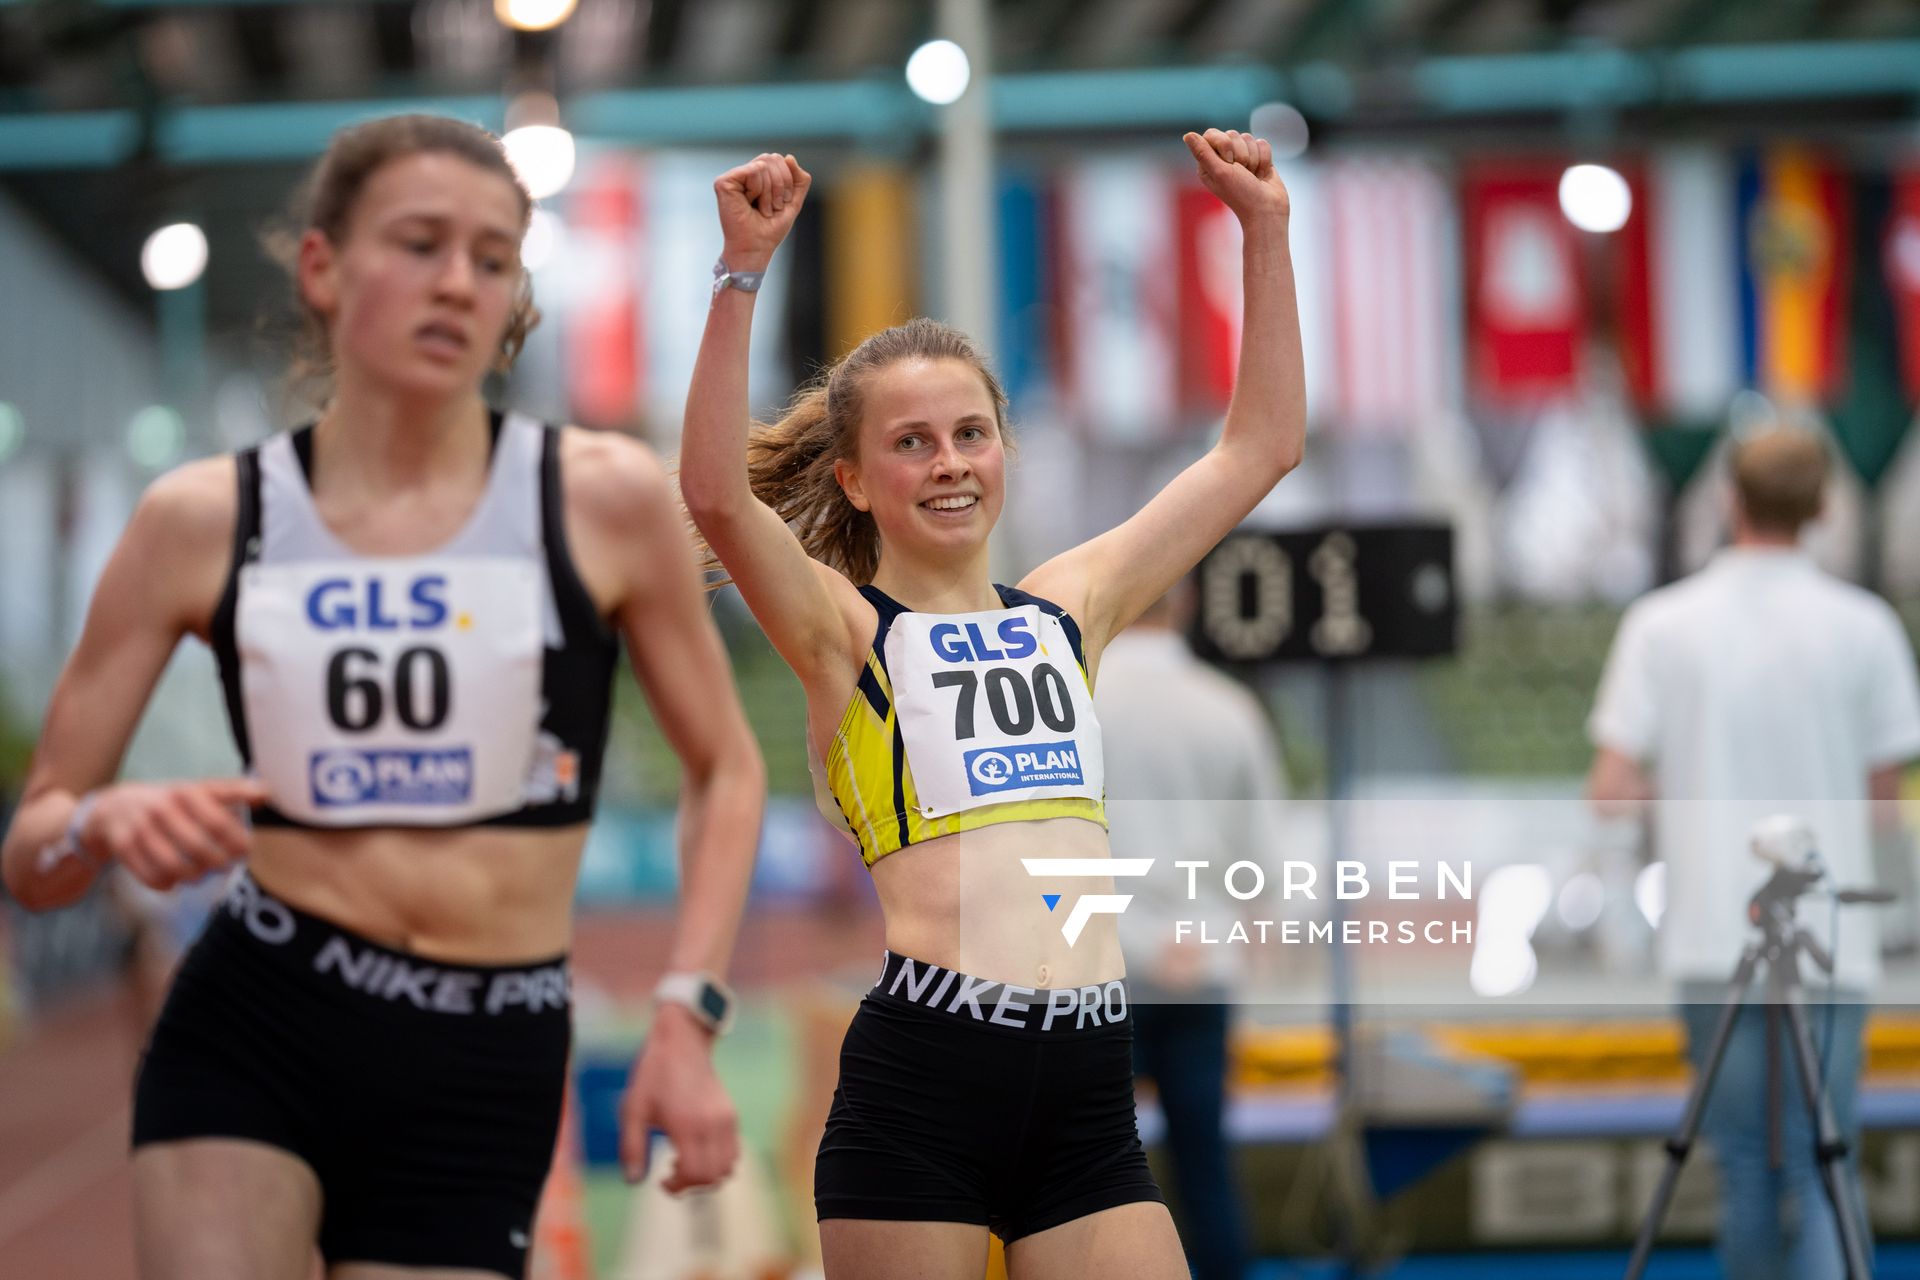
[814,583,1109,867]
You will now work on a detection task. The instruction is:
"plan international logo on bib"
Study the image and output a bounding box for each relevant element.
[964,741,1084,795]
[310,748,474,807]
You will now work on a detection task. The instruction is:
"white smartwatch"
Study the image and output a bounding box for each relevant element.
[711,256,766,305]
[654,971,737,1036]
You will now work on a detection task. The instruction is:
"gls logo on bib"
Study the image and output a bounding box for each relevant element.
[305,575,455,632]
[928,617,1038,663]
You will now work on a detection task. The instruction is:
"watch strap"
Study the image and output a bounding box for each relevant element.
[711,256,766,301]
[654,970,736,1035]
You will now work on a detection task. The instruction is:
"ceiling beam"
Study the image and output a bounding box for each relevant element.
[0,39,1914,170]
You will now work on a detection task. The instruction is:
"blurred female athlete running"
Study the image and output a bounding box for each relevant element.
[679,129,1304,1278]
[0,114,766,1280]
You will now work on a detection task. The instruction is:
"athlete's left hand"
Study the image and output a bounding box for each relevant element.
[1184,127,1290,225]
[618,1003,740,1193]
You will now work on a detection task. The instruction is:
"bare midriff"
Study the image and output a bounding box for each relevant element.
[867,815,1128,990]
[247,825,587,963]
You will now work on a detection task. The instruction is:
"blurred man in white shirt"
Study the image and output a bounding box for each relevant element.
[1099,582,1289,1280]
[1588,424,1920,1280]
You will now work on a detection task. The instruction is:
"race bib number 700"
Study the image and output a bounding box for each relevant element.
[884,605,1104,820]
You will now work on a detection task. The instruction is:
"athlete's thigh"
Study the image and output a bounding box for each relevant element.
[132,1138,322,1280]
[820,1219,991,1280]
[1005,1202,1187,1280]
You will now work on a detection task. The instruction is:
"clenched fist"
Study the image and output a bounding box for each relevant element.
[1183,128,1290,226]
[713,152,812,275]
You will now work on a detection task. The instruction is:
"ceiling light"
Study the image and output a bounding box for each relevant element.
[906,39,970,106]
[503,125,577,200]
[1558,163,1631,234]
[141,222,209,291]
[494,0,577,33]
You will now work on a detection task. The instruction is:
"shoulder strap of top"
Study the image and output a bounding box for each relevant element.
[289,423,316,482]
[210,446,264,764]
[288,412,506,485]
[538,420,616,647]
[858,584,914,658]
[994,583,1087,669]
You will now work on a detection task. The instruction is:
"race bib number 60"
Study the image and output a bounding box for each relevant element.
[237,555,544,825]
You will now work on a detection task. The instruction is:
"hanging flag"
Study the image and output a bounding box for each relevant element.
[1885,163,1920,406]
[1465,162,1584,407]
[1174,181,1241,418]
[564,154,643,429]
[1055,157,1178,442]
[1273,158,1338,431]
[1736,147,1851,406]
[640,153,713,448]
[825,165,916,360]
[1324,156,1453,436]
[783,178,828,386]
[1830,171,1912,488]
[1614,148,1742,423]
[639,152,792,446]
[996,169,1054,409]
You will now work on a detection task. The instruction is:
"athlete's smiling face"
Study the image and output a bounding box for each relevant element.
[300,151,527,398]
[837,357,1008,561]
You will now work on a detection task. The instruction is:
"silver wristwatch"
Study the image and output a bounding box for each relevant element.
[654,971,737,1035]
[711,256,766,304]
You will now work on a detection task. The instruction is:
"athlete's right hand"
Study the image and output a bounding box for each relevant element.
[713,152,811,273]
[84,778,268,891]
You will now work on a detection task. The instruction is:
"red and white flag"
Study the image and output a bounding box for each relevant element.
[1174,182,1242,419]
[1055,157,1179,442]
[1614,147,1742,422]
[564,154,644,428]
[1885,163,1920,406]
[1465,163,1584,407]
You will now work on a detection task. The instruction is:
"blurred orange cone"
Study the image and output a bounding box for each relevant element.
[530,1083,597,1280]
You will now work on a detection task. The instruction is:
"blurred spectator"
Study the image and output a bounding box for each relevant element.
[1098,580,1288,1280]
[1587,423,1920,1280]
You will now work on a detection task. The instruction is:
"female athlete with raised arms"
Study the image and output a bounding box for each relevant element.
[680,129,1303,1278]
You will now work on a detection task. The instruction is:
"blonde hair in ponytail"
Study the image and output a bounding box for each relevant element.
[696,317,1010,586]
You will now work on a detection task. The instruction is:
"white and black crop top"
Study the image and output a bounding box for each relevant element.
[209,411,618,829]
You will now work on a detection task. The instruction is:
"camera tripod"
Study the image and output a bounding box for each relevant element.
[1624,861,1882,1280]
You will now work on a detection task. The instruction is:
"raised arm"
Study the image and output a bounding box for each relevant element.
[1025,128,1305,659]
[678,153,866,686]
[1,459,265,910]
